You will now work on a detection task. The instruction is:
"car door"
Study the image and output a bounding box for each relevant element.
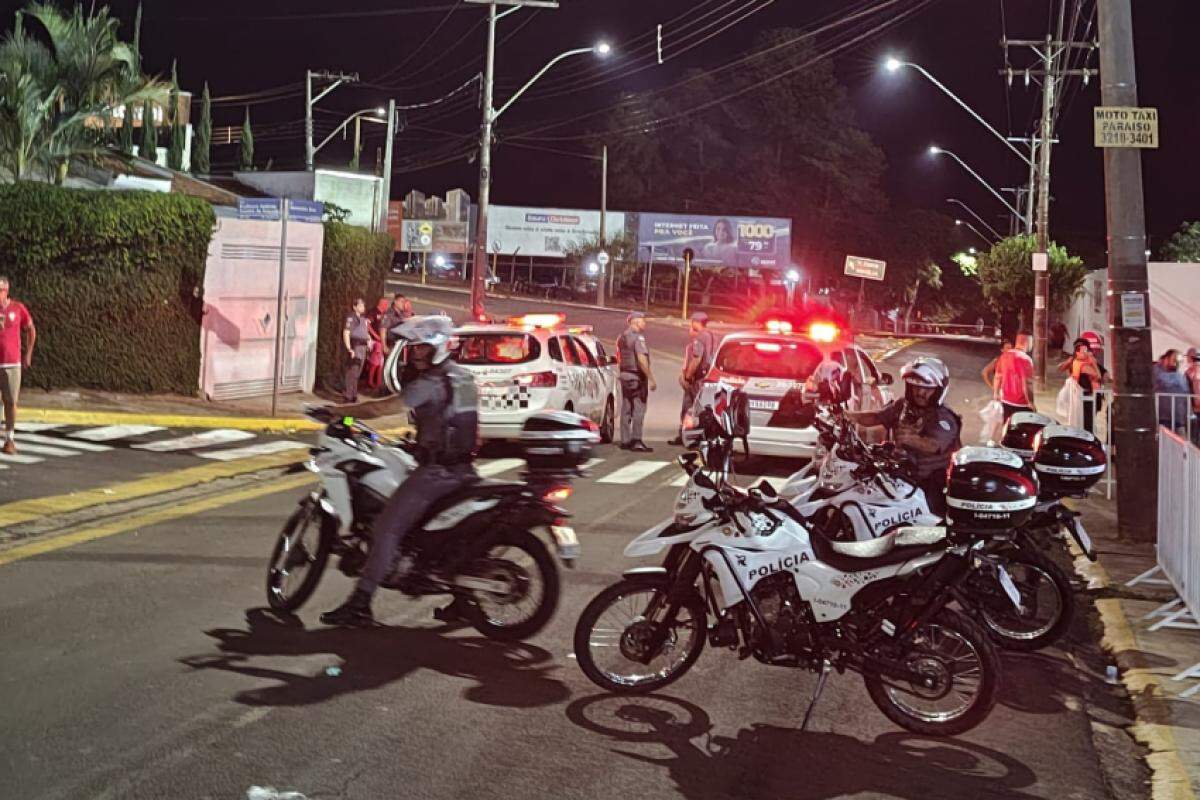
[856,347,891,412]
[557,335,591,415]
[571,335,608,421]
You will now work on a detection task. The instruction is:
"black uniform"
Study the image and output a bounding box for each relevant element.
[876,399,962,516]
[358,359,479,594]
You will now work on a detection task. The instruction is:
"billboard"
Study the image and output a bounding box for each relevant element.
[637,213,791,269]
[400,219,468,253]
[486,206,627,258]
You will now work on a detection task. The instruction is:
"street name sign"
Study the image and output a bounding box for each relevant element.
[237,198,281,221]
[288,200,324,223]
[1094,106,1159,148]
[844,255,887,281]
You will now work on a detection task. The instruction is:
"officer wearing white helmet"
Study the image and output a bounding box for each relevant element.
[846,356,961,514]
[321,314,480,626]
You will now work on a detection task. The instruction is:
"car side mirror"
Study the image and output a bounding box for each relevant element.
[879,373,894,386]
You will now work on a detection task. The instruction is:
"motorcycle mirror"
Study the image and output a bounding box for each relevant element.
[880,372,895,386]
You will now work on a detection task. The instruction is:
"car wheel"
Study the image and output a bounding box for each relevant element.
[600,397,615,443]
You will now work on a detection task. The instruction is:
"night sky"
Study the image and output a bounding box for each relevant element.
[4,0,1197,264]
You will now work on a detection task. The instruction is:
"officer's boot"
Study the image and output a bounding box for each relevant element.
[320,588,375,627]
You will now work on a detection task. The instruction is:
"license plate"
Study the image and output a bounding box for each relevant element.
[996,565,1024,612]
[1069,519,1096,560]
[749,399,779,411]
[550,525,580,560]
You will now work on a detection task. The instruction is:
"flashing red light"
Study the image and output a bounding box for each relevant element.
[765,319,793,335]
[543,486,573,503]
[808,322,840,343]
[516,371,558,388]
[755,342,783,354]
[477,313,490,323]
[509,313,565,329]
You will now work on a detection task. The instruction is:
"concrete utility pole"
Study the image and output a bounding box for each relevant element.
[1099,0,1157,541]
[305,70,359,170]
[597,144,607,307]
[469,4,499,320]
[380,99,396,232]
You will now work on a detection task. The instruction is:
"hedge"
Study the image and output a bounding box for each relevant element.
[317,221,394,389]
[0,183,214,393]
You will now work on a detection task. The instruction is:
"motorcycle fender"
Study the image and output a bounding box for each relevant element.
[624,519,698,558]
[623,566,668,580]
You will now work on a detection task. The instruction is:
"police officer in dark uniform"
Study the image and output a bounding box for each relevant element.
[846,356,961,515]
[617,311,656,452]
[342,298,371,402]
[669,311,717,446]
[321,315,480,627]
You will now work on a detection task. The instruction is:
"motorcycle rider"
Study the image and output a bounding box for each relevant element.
[320,315,480,627]
[845,357,961,515]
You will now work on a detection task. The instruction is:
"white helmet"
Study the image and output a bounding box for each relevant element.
[394,314,454,364]
[806,360,849,403]
[900,356,950,405]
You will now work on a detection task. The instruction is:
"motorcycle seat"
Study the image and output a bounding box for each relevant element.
[424,479,528,519]
[767,499,945,572]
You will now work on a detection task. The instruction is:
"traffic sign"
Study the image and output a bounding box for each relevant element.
[1094,106,1158,149]
[844,255,886,281]
[287,200,324,223]
[597,251,610,267]
[237,198,281,221]
[1032,252,1048,272]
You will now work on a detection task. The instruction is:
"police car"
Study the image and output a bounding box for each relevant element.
[447,314,619,442]
[689,318,894,459]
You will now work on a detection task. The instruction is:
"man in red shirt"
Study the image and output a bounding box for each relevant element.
[0,276,36,455]
[993,330,1037,420]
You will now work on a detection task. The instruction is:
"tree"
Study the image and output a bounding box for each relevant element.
[238,107,253,171]
[166,61,183,170]
[976,235,1087,328]
[117,106,134,154]
[561,231,639,290]
[192,82,210,174]
[1160,221,1200,262]
[138,98,157,162]
[0,2,165,182]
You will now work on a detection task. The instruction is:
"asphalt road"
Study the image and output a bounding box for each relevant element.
[0,336,1140,800]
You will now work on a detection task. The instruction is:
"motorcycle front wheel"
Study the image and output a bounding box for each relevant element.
[266,500,333,612]
[461,528,560,642]
[863,608,999,737]
[573,576,707,694]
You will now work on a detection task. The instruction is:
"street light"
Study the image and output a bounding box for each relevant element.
[945,198,1002,240]
[955,218,993,247]
[929,145,1027,228]
[885,55,1031,167]
[314,106,391,156]
[470,9,613,319]
[585,261,600,276]
[433,254,447,268]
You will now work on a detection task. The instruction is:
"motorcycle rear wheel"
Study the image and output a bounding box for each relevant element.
[863,608,999,737]
[972,550,1074,652]
[266,500,333,612]
[462,528,560,642]
[574,576,707,694]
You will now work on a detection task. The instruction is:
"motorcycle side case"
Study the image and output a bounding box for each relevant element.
[945,446,1039,532]
[1033,424,1106,498]
[1000,411,1055,461]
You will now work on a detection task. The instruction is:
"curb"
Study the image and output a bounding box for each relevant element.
[20,408,323,433]
[1065,536,1198,800]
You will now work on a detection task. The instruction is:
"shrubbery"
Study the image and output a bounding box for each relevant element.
[317,221,394,389]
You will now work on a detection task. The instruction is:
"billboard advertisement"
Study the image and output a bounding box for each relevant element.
[486,205,627,258]
[637,213,791,269]
[399,218,469,253]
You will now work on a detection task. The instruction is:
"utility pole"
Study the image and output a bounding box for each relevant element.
[1001,38,1096,385]
[597,143,607,307]
[379,99,396,232]
[1099,0,1157,541]
[470,3,499,320]
[305,70,358,170]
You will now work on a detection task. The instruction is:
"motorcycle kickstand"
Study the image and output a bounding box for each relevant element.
[800,659,832,732]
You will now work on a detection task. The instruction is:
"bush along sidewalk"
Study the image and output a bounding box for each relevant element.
[0,183,214,393]
[317,221,394,391]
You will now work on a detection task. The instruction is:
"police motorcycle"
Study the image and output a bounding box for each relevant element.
[573,384,1017,737]
[778,379,1076,652]
[998,411,1103,563]
[265,406,596,641]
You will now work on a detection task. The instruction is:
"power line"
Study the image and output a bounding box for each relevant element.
[174,4,462,23]
[370,1,464,86]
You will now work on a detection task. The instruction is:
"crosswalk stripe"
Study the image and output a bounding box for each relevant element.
[69,424,166,442]
[197,441,308,461]
[132,429,255,452]
[476,458,525,477]
[597,460,669,484]
[582,457,605,470]
[0,451,44,465]
[14,423,67,432]
[10,442,80,457]
[16,433,112,452]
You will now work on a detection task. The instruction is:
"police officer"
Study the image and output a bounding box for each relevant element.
[342,297,371,402]
[669,311,716,446]
[321,315,480,627]
[846,357,961,515]
[617,311,656,452]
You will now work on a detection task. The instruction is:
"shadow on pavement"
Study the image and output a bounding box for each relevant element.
[179,607,570,709]
[565,693,1041,800]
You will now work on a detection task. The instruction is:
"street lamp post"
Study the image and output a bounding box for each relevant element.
[945,198,1002,240]
[469,6,610,319]
[955,218,993,247]
[313,106,394,230]
[929,146,1027,230]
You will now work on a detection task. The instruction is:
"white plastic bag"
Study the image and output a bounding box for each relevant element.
[1056,378,1084,426]
[979,400,1005,443]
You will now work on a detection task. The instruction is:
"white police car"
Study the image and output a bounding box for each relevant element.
[449,314,619,442]
[689,318,894,459]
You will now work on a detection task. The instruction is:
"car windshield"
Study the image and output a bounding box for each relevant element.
[715,339,824,381]
[454,333,540,365]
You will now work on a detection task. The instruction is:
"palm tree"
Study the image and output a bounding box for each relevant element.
[0,3,167,182]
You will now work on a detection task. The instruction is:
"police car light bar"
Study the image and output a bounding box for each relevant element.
[808,322,840,343]
[509,313,566,329]
[764,319,793,335]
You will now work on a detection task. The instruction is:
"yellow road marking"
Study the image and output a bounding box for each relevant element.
[0,473,315,567]
[0,450,309,527]
[22,408,323,433]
